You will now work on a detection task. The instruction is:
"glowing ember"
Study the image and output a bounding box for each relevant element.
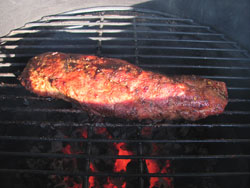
[61,129,134,188]
[121,182,126,188]
[62,144,72,154]
[92,128,130,187]
[82,129,88,138]
[113,142,133,172]
[146,159,160,173]
[103,177,116,188]
[88,176,95,188]
[146,159,160,188]
[60,131,88,188]
[161,161,172,188]
[89,162,96,172]
[88,162,99,188]
[146,159,173,188]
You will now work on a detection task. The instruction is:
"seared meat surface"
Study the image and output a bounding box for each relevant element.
[19,52,228,121]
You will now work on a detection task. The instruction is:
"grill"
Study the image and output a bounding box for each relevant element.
[1,6,250,188]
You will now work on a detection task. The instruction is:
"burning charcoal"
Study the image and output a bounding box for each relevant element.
[113,142,133,173]
[89,176,101,188]
[145,159,173,188]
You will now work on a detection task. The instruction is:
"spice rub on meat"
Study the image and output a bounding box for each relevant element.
[19,52,228,121]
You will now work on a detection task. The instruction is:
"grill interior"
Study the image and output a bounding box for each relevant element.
[0,6,250,188]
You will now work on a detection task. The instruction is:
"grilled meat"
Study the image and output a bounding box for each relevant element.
[19,52,228,121]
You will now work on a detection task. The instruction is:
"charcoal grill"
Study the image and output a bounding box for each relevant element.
[0,7,250,188]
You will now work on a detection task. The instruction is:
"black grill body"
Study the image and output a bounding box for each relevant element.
[0,7,250,188]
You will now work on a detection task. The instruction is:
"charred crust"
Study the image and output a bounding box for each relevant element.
[48,78,54,84]
[19,52,228,121]
[64,59,78,72]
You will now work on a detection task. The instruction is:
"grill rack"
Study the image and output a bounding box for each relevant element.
[0,6,250,188]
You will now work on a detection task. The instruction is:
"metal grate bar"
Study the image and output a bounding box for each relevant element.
[0,73,16,77]
[1,136,250,143]
[0,169,249,177]
[0,63,26,67]
[60,6,193,20]
[0,95,53,100]
[0,107,82,113]
[2,107,250,116]
[203,76,250,80]
[1,151,250,160]
[138,55,250,61]
[229,98,250,102]
[85,126,92,188]
[0,44,98,49]
[1,120,250,128]
[140,65,250,70]
[228,87,250,90]
[0,84,21,87]
[42,15,193,22]
[24,21,210,29]
[1,53,250,62]
[1,44,246,53]
[137,127,144,188]
[133,18,139,64]
[138,46,246,52]
[8,29,224,36]
[0,37,237,44]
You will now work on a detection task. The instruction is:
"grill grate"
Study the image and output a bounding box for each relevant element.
[1,6,250,188]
